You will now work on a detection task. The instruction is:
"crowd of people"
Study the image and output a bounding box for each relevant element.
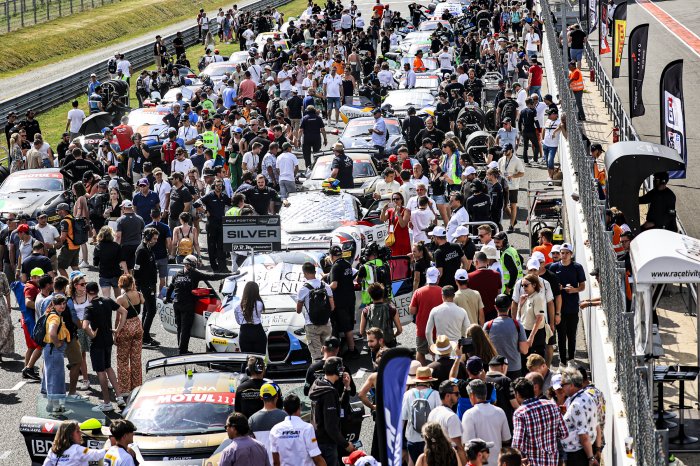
[0,0,639,464]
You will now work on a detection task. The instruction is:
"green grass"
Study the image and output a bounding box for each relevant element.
[0,0,236,78]
[38,0,308,145]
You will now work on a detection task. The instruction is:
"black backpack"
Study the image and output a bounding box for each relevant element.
[304,283,331,325]
[501,99,517,123]
[70,218,90,246]
[32,310,61,348]
[107,58,118,74]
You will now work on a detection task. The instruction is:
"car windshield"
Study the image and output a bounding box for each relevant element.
[163,87,194,102]
[201,64,236,77]
[127,393,235,435]
[384,91,434,109]
[343,120,401,138]
[0,173,63,193]
[128,110,169,126]
[241,251,320,267]
[311,158,376,179]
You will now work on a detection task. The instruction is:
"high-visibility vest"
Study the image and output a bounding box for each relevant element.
[201,131,219,151]
[226,206,241,216]
[611,223,624,254]
[413,57,426,73]
[569,69,584,92]
[500,246,523,292]
[360,259,384,304]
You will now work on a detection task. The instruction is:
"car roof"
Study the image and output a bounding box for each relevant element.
[313,151,373,162]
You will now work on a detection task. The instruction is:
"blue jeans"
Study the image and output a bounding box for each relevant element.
[43,343,66,402]
[543,145,558,169]
[529,85,542,99]
[407,441,425,463]
[319,443,339,466]
[570,48,584,63]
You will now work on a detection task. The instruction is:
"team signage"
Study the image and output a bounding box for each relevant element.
[600,1,611,54]
[660,60,687,179]
[612,2,627,78]
[223,215,282,252]
[589,0,598,35]
[629,24,649,118]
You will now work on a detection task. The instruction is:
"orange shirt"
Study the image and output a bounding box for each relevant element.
[413,57,426,73]
[569,69,584,91]
[533,243,553,264]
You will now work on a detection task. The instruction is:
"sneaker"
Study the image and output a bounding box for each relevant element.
[78,379,90,391]
[142,339,158,348]
[22,367,41,381]
[79,261,90,268]
[52,405,66,414]
[66,393,88,402]
[92,403,113,412]
[116,398,127,408]
[507,225,515,233]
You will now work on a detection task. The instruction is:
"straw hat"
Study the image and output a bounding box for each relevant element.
[429,335,457,356]
[406,360,422,385]
[413,366,437,384]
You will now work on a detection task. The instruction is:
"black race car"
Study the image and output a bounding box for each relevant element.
[0,168,70,224]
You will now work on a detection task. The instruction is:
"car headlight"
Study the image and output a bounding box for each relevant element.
[293,328,306,336]
[210,326,238,339]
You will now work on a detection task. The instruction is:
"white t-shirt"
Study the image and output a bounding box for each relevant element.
[461,402,511,452]
[406,194,436,212]
[374,179,400,208]
[278,70,293,91]
[296,278,332,325]
[276,151,298,182]
[116,59,131,77]
[438,52,454,70]
[498,154,526,190]
[178,125,198,152]
[447,206,470,242]
[525,32,540,52]
[516,89,528,111]
[301,77,314,96]
[154,179,172,210]
[323,74,343,98]
[67,108,86,134]
[42,443,106,466]
[172,158,194,175]
[36,224,60,247]
[543,118,561,147]
[411,207,436,243]
[242,151,260,173]
[428,405,463,441]
[402,387,442,443]
[104,445,136,466]
[270,415,322,466]
[340,13,353,29]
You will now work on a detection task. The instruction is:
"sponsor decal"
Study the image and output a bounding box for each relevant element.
[42,422,56,433]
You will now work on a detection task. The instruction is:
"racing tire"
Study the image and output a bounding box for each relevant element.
[0,166,9,185]
[484,109,496,132]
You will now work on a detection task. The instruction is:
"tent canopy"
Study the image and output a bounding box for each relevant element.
[630,229,700,285]
[604,141,684,232]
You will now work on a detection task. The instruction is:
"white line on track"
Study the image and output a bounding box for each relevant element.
[0,381,27,392]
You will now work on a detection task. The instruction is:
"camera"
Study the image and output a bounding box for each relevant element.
[459,337,474,356]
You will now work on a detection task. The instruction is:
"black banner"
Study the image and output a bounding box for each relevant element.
[612,2,627,78]
[628,24,649,118]
[660,60,687,179]
[579,0,589,34]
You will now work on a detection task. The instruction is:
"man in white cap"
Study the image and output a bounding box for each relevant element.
[548,242,585,365]
[452,225,477,271]
[454,268,485,326]
[430,226,468,288]
[531,250,562,364]
[425,285,471,352]
[547,244,562,267]
[401,366,441,463]
[409,266,444,365]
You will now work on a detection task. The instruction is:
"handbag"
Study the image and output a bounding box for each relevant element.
[385,208,400,247]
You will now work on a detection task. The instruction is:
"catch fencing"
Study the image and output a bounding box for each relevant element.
[541,0,666,464]
[1,0,117,33]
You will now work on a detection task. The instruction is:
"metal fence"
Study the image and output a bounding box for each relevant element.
[541,1,666,464]
[0,0,116,33]
[0,0,290,131]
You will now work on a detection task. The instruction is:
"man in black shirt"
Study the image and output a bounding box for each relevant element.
[21,242,53,282]
[328,245,358,358]
[286,89,304,135]
[4,111,17,148]
[463,69,483,106]
[518,97,541,165]
[568,24,587,69]
[201,179,232,272]
[167,172,193,231]
[56,132,71,165]
[173,31,185,58]
[60,149,103,184]
[299,105,327,168]
[134,228,160,347]
[402,107,425,155]
[23,109,41,142]
[304,336,357,396]
[245,174,280,215]
[485,356,517,430]
[640,172,677,231]
[330,143,354,188]
[414,117,445,151]
[234,356,284,419]
[444,74,465,105]
[496,89,518,127]
[466,179,492,230]
[430,226,468,288]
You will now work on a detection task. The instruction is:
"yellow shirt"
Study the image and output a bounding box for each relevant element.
[44,312,71,344]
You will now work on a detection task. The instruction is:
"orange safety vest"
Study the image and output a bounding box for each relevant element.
[569,69,584,92]
[413,57,426,73]
[611,223,624,254]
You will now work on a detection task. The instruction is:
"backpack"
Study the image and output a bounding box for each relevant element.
[304,282,331,325]
[410,388,434,433]
[32,310,61,348]
[485,317,521,334]
[366,261,392,298]
[176,227,194,256]
[365,302,395,344]
[107,58,118,74]
[66,216,89,246]
[501,99,517,123]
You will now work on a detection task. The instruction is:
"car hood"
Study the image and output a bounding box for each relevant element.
[339,134,403,149]
[0,191,62,217]
[211,295,301,331]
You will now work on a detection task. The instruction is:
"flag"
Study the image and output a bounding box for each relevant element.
[612,2,627,78]
[600,1,611,54]
[579,0,589,34]
[374,347,413,466]
[660,60,687,179]
[589,0,598,35]
[629,24,649,117]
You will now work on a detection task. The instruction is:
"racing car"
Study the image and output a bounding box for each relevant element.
[338,117,406,154]
[127,106,172,157]
[301,150,381,202]
[20,353,366,465]
[382,88,437,118]
[0,169,71,224]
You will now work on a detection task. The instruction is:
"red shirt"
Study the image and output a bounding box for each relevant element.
[409,284,443,338]
[467,268,502,321]
[24,281,40,306]
[373,4,386,17]
[161,140,178,165]
[239,79,257,100]
[529,64,543,87]
[533,243,553,264]
[113,124,134,151]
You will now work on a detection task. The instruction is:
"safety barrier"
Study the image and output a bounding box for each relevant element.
[0,0,117,33]
[0,0,290,130]
[542,0,666,464]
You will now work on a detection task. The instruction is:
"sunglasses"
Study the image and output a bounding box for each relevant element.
[76,282,86,287]
[478,234,488,238]
[523,282,533,288]
[391,197,401,201]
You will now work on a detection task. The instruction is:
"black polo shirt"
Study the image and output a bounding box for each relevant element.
[201,190,231,221]
[300,112,325,144]
[245,186,279,215]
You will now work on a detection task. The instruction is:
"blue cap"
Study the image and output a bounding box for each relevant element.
[101,126,112,134]
[69,271,85,280]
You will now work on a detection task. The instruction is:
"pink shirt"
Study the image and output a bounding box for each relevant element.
[238,79,256,100]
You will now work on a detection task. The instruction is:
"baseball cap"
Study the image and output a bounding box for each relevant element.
[101,127,112,134]
[260,383,279,400]
[560,242,574,253]
[343,451,366,465]
[372,108,382,115]
[425,266,440,284]
[503,142,514,151]
[69,270,85,280]
[108,166,118,174]
[502,117,512,124]
[489,355,509,366]
[329,245,343,257]
[138,178,149,186]
[466,439,495,457]
[487,161,498,169]
[526,258,540,271]
[16,224,29,234]
[291,87,299,93]
[56,203,70,212]
[454,269,469,281]
[324,336,341,350]
[481,245,499,261]
[195,140,204,147]
[466,356,484,375]
[590,143,605,152]
[429,226,446,237]
[464,166,477,176]
[120,200,133,208]
[551,373,563,390]
[453,225,470,239]
[37,212,48,219]
[550,244,562,256]
[532,251,546,263]
[30,267,44,277]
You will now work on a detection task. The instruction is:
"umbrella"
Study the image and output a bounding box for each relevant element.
[79,112,113,135]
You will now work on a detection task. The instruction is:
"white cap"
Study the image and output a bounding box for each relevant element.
[482,245,500,260]
[429,226,447,237]
[426,266,440,284]
[560,242,574,253]
[532,251,546,263]
[454,269,469,281]
[551,373,563,390]
[526,258,540,270]
[464,166,477,176]
[120,200,133,208]
[487,161,499,169]
[452,225,470,240]
[549,244,562,257]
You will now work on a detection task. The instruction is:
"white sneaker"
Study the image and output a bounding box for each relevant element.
[66,393,88,402]
[78,379,90,391]
[117,398,126,408]
[92,402,113,412]
[79,261,90,268]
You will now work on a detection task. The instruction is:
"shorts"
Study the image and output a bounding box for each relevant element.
[327,97,341,110]
[433,195,447,204]
[508,188,519,204]
[156,258,169,278]
[90,344,112,372]
[99,276,119,289]
[570,48,584,62]
[65,338,81,368]
[120,244,138,270]
[291,118,301,131]
[57,247,80,270]
[21,317,40,350]
[77,329,91,352]
[333,306,355,333]
[416,336,429,355]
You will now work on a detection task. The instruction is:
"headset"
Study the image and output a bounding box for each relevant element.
[143,228,158,242]
[246,356,265,375]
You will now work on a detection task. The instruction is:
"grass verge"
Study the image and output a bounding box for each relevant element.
[37,0,307,145]
[0,0,232,78]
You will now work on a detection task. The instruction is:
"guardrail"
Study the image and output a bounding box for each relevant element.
[542,1,666,465]
[0,0,291,130]
[0,0,116,33]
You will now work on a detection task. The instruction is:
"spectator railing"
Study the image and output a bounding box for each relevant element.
[1,0,117,33]
[542,0,666,464]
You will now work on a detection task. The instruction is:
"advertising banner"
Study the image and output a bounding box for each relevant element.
[612,2,627,78]
[600,1,611,54]
[660,60,687,179]
[629,24,649,117]
[589,0,598,35]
